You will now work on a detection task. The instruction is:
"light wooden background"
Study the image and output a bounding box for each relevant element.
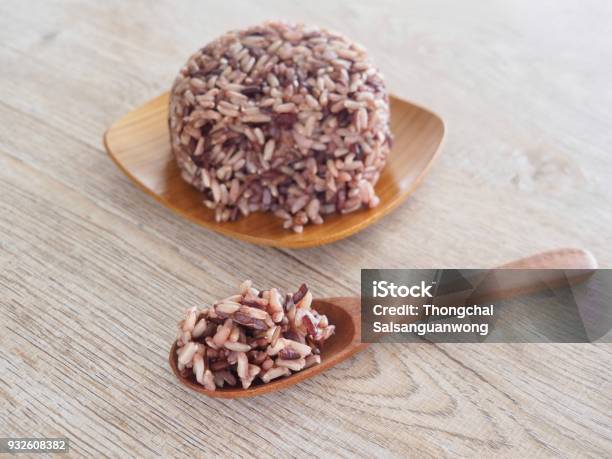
[1,1,611,457]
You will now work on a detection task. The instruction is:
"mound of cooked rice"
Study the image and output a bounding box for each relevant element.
[175,280,334,390]
[169,21,392,232]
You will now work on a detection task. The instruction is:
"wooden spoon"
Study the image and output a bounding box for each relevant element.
[169,248,596,398]
[104,92,445,248]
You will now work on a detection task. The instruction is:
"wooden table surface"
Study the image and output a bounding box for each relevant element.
[1,1,611,457]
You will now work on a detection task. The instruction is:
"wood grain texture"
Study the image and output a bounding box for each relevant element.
[104,93,444,248]
[0,0,611,457]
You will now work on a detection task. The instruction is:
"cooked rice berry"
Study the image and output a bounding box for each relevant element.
[169,21,392,232]
[175,281,335,390]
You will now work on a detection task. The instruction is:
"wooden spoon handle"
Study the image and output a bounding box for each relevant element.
[467,248,597,304]
[497,248,598,270]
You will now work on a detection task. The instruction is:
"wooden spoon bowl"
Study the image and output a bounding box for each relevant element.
[104,93,445,248]
[168,248,596,398]
[169,297,364,398]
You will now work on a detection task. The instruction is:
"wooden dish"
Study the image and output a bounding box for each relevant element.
[104,92,445,248]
